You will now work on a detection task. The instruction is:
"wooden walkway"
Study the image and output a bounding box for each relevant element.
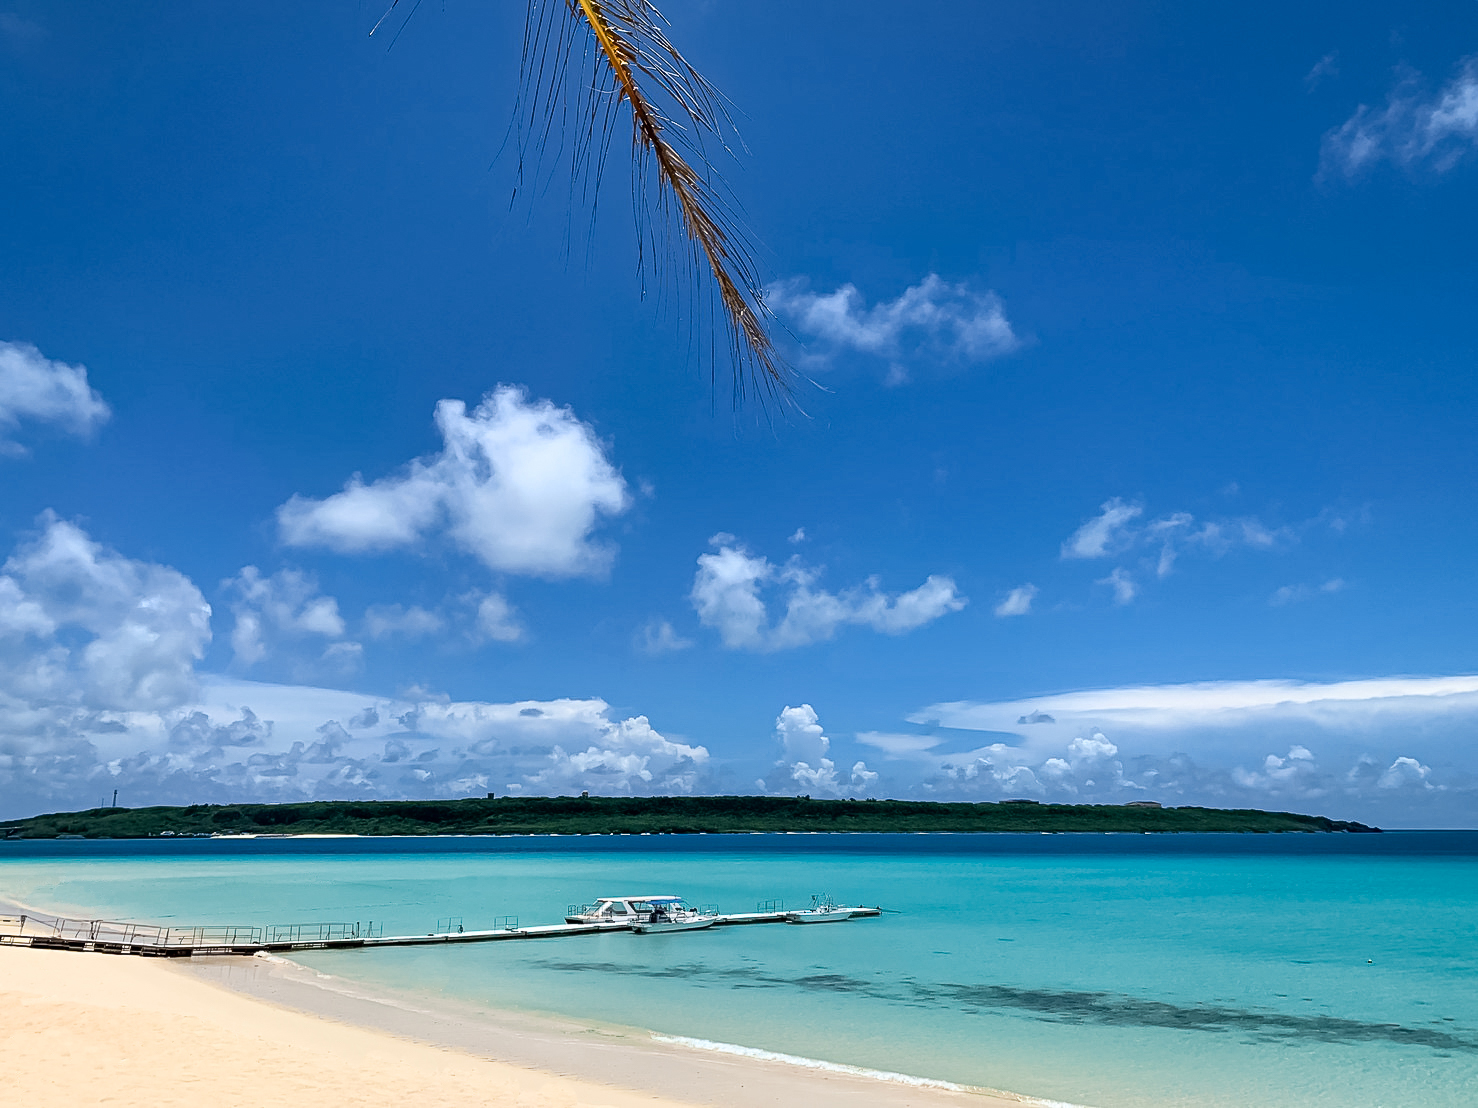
[0,907,880,958]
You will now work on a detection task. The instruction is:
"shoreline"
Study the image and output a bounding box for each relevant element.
[185,948,1064,1106]
[0,944,1059,1108]
[3,883,1063,1108]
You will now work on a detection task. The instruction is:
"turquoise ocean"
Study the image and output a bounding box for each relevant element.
[2,833,1474,1107]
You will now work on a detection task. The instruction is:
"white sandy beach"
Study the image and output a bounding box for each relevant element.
[1,945,1034,1108]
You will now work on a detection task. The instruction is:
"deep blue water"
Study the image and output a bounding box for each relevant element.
[5,828,1475,858]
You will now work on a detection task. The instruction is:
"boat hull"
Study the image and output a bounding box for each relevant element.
[632,918,716,934]
[785,909,854,923]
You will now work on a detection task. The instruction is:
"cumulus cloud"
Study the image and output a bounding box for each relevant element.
[0,513,210,711]
[1231,744,1322,795]
[526,713,708,794]
[277,387,630,578]
[857,709,1464,822]
[223,567,350,667]
[1375,755,1435,791]
[690,536,966,650]
[0,341,111,453]
[763,704,876,796]
[932,744,1046,798]
[0,677,711,817]
[1321,55,1478,178]
[767,274,1020,371]
[471,592,523,643]
[994,584,1037,618]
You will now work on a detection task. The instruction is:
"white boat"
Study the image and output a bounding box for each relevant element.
[785,895,855,924]
[564,894,713,928]
[565,894,674,924]
[631,897,717,935]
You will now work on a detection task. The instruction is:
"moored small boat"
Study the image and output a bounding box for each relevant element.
[632,913,717,934]
[784,895,855,924]
[564,895,680,925]
[629,896,718,934]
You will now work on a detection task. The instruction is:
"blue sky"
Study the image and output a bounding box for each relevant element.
[3,1,1477,825]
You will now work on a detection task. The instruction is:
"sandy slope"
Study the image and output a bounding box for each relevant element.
[2,945,1030,1107]
[2,945,697,1108]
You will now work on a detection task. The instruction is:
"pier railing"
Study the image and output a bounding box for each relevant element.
[0,912,382,949]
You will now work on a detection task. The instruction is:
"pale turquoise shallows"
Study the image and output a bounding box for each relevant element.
[2,834,1474,1108]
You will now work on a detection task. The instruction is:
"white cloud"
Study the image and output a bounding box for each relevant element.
[1231,744,1323,794]
[1062,498,1144,559]
[1305,52,1340,90]
[1063,497,1292,571]
[854,699,1471,821]
[690,536,966,651]
[0,341,111,453]
[277,387,630,577]
[690,541,774,649]
[1376,755,1434,791]
[932,743,1047,797]
[776,704,828,765]
[359,593,521,647]
[1322,55,1478,177]
[1270,578,1346,606]
[363,603,444,640]
[855,731,945,755]
[471,592,523,643]
[637,618,692,654]
[916,674,1478,738]
[900,674,1478,821]
[787,527,807,544]
[1034,731,1139,797]
[767,274,1020,370]
[1061,496,1299,605]
[766,704,876,797]
[0,677,712,817]
[527,713,708,794]
[1098,567,1137,606]
[994,583,1037,617]
[223,567,349,667]
[320,640,364,673]
[0,513,210,711]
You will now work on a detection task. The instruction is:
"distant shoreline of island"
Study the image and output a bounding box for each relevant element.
[0,795,1379,839]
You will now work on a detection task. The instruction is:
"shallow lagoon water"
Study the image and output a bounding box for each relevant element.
[3,832,1475,1107]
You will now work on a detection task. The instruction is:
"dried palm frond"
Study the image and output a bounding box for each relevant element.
[516,0,791,404]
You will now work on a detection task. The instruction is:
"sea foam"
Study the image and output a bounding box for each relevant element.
[650,1032,1090,1107]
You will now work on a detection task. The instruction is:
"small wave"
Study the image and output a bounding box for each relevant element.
[649,1033,1092,1107]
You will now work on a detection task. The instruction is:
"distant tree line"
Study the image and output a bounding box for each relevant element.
[0,795,1378,839]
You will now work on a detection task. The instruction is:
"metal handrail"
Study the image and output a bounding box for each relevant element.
[0,912,381,947]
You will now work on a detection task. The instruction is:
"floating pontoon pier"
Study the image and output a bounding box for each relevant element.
[0,905,881,958]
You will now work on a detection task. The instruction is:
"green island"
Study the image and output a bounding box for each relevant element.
[1,795,1377,839]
